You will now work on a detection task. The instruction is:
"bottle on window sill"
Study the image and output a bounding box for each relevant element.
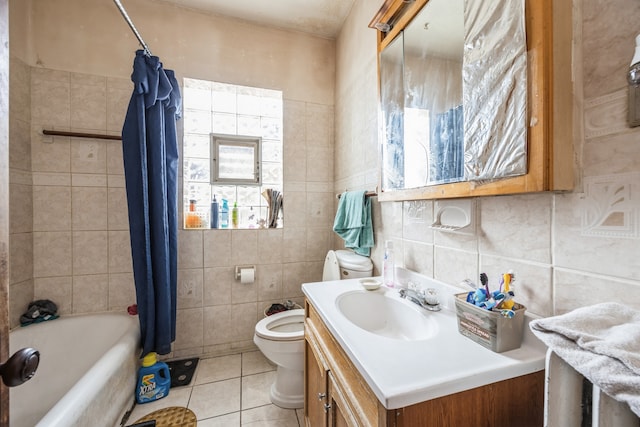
[185,199,202,229]
[231,201,239,228]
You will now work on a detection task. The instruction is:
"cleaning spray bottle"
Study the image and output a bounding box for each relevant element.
[221,199,229,228]
[135,352,171,404]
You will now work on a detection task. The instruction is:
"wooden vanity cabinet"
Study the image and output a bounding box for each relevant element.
[304,300,545,427]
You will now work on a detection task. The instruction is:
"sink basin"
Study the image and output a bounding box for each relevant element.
[336,290,438,341]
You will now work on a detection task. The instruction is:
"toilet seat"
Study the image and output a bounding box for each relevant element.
[255,309,305,341]
[322,250,340,281]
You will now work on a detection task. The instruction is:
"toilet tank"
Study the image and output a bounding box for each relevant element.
[335,250,373,280]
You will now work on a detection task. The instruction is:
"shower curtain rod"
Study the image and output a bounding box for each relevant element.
[113,0,152,56]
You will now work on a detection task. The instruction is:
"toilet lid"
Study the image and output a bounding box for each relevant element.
[335,250,373,272]
[322,250,340,281]
[255,309,305,341]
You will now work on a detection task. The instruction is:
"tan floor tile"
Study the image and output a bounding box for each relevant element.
[189,378,241,420]
[241,371,276,410]
[125,351,300,427]
[241,404,300,426]
[197,411,241,426]
[242,350,275,376]
[195,353,242,385]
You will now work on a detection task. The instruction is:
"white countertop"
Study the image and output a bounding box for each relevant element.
[302,272,547,409]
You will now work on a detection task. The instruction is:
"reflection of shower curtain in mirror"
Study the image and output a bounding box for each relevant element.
[384,109,405,189]
[430,105,463,184]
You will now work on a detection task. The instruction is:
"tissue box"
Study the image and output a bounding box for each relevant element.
[454,292,526,353]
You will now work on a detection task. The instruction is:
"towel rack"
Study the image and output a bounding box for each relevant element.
[42,130,121,141]
[336,190,378,199]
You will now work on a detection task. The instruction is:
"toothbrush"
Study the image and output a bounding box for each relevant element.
[503,273,511,293]
[500,273,515,309]
[480,273,489,299]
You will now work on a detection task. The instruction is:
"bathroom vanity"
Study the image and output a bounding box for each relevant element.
[302,277,547,427]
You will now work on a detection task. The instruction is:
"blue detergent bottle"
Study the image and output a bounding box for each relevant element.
[136,352,171,404]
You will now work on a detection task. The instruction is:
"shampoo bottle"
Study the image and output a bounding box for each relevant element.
[211,195,219,229]
[135,352,171,404]
[221,199,229,228]
[231,201,239,228]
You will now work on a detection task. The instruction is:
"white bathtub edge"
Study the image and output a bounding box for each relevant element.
[34,315,141,427]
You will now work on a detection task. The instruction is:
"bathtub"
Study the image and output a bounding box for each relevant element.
[9,312,141,427]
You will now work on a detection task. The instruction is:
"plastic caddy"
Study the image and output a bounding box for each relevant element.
[454,293,526,353]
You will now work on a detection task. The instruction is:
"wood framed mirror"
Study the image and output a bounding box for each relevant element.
[370,0,574,201]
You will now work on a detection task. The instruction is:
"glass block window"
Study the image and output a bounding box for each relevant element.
[183,78,283,229]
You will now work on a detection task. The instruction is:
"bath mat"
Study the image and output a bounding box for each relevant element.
[132,406,196,427]
[167,358,199,388]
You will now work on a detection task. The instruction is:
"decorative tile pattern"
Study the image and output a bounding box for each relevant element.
[581,172,640,238]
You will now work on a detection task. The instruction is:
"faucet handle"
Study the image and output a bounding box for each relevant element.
[422,288,440,306]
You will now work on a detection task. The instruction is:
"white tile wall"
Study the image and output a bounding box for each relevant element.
[335,0,640,317]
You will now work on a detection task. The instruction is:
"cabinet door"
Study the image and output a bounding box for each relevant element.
[305,338,328,427]
[328,372,360,427]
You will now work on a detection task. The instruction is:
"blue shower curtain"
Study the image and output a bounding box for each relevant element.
[122,50,181,356]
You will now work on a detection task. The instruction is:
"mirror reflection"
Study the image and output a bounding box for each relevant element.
[379,0,527,192]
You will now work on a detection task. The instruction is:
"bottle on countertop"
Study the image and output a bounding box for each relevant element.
[211,195,219,229]
[383,240,395,288]
[220,199,229,228]
[231,201,239,228]
[135,352,171,404]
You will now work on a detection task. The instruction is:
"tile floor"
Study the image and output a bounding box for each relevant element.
[124,351,303,426]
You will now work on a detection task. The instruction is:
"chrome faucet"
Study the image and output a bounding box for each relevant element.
[399,287,441,311]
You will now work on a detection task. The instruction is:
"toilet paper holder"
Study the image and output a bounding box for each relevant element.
[235,265,256,281]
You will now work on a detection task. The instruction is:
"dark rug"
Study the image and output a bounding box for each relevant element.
[167,358,199,388]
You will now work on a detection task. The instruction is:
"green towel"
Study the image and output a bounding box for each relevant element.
[333,191,374,256]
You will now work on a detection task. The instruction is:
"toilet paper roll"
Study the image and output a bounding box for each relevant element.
[240,267,255,284]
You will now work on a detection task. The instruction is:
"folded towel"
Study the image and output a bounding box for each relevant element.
[333,191,374,257]
[530,302,640,417]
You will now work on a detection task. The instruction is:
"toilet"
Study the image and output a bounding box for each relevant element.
[253,249,373,409]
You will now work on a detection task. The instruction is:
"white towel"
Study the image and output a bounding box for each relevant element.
[530,302,640,417]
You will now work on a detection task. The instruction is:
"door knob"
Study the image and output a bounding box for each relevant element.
[0,348,40,387]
